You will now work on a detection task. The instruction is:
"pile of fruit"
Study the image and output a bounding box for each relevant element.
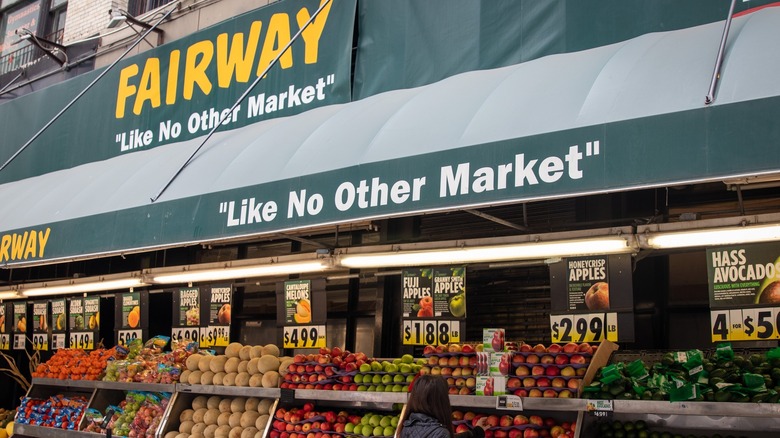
[181,342,285,388]
[584,344,780,402]
[421,343,478,394]
[32,347,118,380]
[104,337,194,384]
[452,411,576,438]
[504,342,593,398]
[281,347,378,391]
[15,394,88,429]
[592,420,748,438]
[83,391,170,437]
[0,407,15,437]
[160,394,272,438]
[270,404,400,438]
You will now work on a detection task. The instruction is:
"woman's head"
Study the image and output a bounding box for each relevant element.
[402,374,454,436]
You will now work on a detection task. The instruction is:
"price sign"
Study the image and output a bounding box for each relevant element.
[550,313,618,343]
[32,333,48,351]
[70,332,95,350]
[52,333,66,350]
[586,400,614,418]
[118,329,142,346]
[200,326,230,348]
[13,334,25,350]
[710,307,780,342]
[496,395,523,410]
[402,320,461,346]
[0,334,9,350]
[172,327,200,345]
[283,325,326,349]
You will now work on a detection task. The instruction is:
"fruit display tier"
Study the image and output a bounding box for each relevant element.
[17,377,780,438]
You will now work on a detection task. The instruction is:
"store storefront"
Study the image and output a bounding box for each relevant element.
[1,1,780,436]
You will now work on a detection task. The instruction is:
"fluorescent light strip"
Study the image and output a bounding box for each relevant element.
[0,291,20,300]
[645,224,780,249]
[150,261,329,284]
[339,237,631,268]
[22,278,147,297]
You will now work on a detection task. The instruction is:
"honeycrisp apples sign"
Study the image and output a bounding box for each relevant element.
[549,255,634,343]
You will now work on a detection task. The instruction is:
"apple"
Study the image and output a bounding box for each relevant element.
[455,424,470,434]
[576,367,587,377]
[448,356,459,367]
[466,377,476,387]
[547,344,562,353]
[469,356,478,367]
[449,343,462,353]
[301,423,311,433]
[515,365,530,376]
[562,342,578,354]
[513,388,528,397]
[509,431,522,438]
[532,344,547,353]
[543,389,557,398]
[449,386,460,395]
[523,429,539,438]
[462,344,475,353]
[558,389,573,398]
[554,355,569,365]
[435,345,446,354]
[453,367,463,377]
[536,377,551,387]
[499,415,513,427]
[486,415,500,427]
[551,377,566,388]
[529,415,543,426]
[522,377,535,388]
[494,431,507,438]
[513,414,529,426]
[528,388,542,397]
[344,362,358,372]
[431,366,442,375]
[526,354,540,364]
[333,424,345,433]
[511,354,526,365]
[441,367,453,376]
[438,357,448,366]
[519,343,532,353]
[578,342,592,354]
[569,354,586,365]
[452,411,464,421]
[567,378,580,390]
[540,355,554,364]
[531,365,545,376]
[464,412,476,421]
[545,366,560,377]
[462,367,473,376]
[584,282,609,310]
[459,387,471,395]
[550,426,565,438]
[507,377,521,389]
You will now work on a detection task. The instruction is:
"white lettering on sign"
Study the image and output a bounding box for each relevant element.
[711,248,780,283]
[51,301,65,314]
[439,143,593,197]
[123,295,138,306]
[403,276,431,299]
[85,300,99,313]
[568,259,607,281]
[219,198,278,227]
[211,288,231,303]
[70,300,83,314]
[180,289,198,307]
[285,283,310,301]
[33,303,47,316]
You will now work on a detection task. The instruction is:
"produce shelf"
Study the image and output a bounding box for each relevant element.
[294,389,408,404]
[175,383,281,398]
[30,378,100,390]
[15,424,101,438]
[449,395,587,412]
[611,399,780,417]
[91,381,176,393]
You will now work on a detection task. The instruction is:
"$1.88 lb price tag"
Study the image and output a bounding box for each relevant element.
[402,320,461,346]
[711,307,780,341]
[283,325,326,349]
[550,313,618,344]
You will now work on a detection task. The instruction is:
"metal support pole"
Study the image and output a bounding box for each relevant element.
[705,0,736,105]
[150,0,333,203]
[0,2,180,173]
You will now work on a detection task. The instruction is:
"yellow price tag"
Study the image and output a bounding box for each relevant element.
[0,334,10,350]
[711,307,780,342]
[283,325,326,349]
[402,320,461,346]
[70,332,95,350]
[550,313,618,343]
[32,333,48,351]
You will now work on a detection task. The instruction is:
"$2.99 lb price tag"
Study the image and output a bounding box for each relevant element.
[711,307,780,342]
[550,313,618,344]
[283,325,326,349]
[402,320,461,346]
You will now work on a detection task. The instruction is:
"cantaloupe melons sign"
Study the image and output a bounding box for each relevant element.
[277,279,326,349]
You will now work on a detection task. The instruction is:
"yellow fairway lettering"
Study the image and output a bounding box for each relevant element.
[115,64,139,118]
[38,228,51,257]
[217,21,263,88]
[297,0,332,64]
[184,40,214,100]
[134,57,162,115]
[257,13,293,76]
[166,50,181,105]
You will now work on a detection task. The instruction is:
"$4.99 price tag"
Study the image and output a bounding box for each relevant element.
[283,325,326,349]
[402,320,461,346]
[711,307,780,342]
[550,313,618,344]
[70,332,95,350]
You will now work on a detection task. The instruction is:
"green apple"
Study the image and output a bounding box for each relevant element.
[376,384,385,392]
[345,423,355,434]
[371,361,383,372]
[370,415,381,427]
[393,358,402,365]
[385,363,398,373]
[449,292,466,317]
[391,416,399,427]
[382,374,393,384]
[399,364,412,373]
[373,426,384,437]
[354,374,364,384]
[380,416,391,427]
[357,385,367,391]
[361,416,372,425]
[372,374,382,384]
[406,374,415,383]
[368,385,377,392]
[384,426,395,436]
[359,363,372,372]
[393,374,405,383]
[401,354,414,364]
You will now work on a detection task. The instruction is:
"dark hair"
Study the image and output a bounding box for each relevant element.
[397,374,454,437]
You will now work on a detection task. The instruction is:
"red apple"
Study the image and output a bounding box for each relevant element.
[536,377,551,387]
[567,378,581,390]
[441,367,453,376]
[523,429,539,438]
[578,342,592,354]
[515,365,530,376]
[448,356,459,367]
[562,343,578,354]
[519,343,532,353]
[486,415,500,427]
[522,377,536,388]
[459,356,470,367]
[528,388,543,397]
[554,355,569,365]
[513,414,529,426]
[569,354,586,365]
[509,430,522,438]
[532,344,547,353]
[547,344,562,353]
[529,415,543,426]
[461,344,475,353]
[545,366,560,377]
[584,282,609,310]
[512,354,526,365]
[423,345,436,355]
[543,389,557,398]
[531,365,545,376]
[551,377,566,388]
[455,424,470,434]
[452,411,464,421]
[464,412,476,421]
[526,354,540,364]
[449,344,462,353]
[499,415,513,427]
[507,377,521,389]
[540,355,554,364]
[494,431,507,438]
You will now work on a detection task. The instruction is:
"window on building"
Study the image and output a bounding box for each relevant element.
[44,0,65,43]
[127,0,174,17]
